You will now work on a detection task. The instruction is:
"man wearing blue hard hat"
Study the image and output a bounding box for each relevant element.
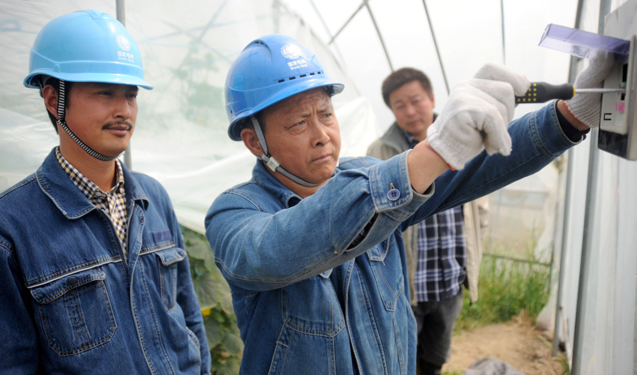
[205,35,611,374]
[0,10,210,374]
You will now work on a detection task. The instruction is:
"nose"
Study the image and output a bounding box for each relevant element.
[310,117,331,147]
[113,91,133,119]
[405,104,417,118]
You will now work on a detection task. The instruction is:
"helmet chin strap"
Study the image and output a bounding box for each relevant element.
[251,116,319,188]
[56,80,117,162]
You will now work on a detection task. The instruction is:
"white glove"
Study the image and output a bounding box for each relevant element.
[566,51,615,128]
[427,63,530,170]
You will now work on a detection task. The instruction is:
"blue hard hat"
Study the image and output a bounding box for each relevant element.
[24,10,152,90]
[225,34,344,141]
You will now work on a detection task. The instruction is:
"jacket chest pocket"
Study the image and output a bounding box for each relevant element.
[366,237,404,311]
[282,274,345,336]
[153,247,186,311]
[30,269,116,356]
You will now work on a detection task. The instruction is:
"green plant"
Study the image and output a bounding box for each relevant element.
[454,253,550,333]
[181,226,243,375]
[538,335,570,375]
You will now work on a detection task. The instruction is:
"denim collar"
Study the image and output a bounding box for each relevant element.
[250,160,303,208]
[36,148,149,219]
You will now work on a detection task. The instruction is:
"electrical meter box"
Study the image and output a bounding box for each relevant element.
[598,0,637,160]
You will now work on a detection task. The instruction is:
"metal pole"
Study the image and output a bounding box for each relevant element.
[309,0,337,42]
[571,1,611,373]
[116,0,133,170]
[552,149,575,357]
[500,0,506,65]
[309,0,345,60]
[307,0,355,94]
[328,1,366,45]
[570,132,600,375]
[363,1,393,72]
[553,0,585,357]
[421,0,450,94]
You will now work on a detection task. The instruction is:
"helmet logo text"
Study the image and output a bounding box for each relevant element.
[281,43,301,59]
[116,35,131,51]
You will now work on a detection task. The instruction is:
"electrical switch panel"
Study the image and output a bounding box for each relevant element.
[598,0,637,160]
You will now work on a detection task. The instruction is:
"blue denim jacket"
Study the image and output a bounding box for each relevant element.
[205,102,578,375]
[0,149,211,374]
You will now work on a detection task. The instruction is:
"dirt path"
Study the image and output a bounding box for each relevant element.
[443,315,566,375]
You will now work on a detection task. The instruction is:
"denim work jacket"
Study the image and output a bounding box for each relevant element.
[204,102,579,375]
[0,149,211,374]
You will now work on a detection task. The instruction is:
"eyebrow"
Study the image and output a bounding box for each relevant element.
[89,83,138,92]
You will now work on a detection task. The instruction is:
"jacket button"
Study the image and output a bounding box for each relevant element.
[67,277,78,286]
[387,188,400,202]
[140,216,144,223]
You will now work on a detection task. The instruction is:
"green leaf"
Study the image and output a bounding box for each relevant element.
[212,363,235,375]
[222,328,244,355]
[226,356,241,372]
[219,287,234,315]
[204,315,223,349]
[211,308,226,324]
[203,252,219,275]
[193,272,219,309]
[183,230,212,260]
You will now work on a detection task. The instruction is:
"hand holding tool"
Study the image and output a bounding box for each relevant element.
[516,82,624,104]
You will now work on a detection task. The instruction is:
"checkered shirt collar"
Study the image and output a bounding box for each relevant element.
[54,147,125,199]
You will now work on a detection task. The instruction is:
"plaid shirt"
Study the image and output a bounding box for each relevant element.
[404,131,467,302]
[55,147,129,260]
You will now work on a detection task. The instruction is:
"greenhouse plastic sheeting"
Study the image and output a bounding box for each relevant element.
[1,0,636,373]
[0,0,381,233]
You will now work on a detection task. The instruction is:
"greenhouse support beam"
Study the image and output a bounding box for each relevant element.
[308,0,350,77]
[571,1,611,373]
[553,148,574,358]
[500,0,505,65]
[328,1,366,45]
[553,0,585,358]
[116,0,133,170]
[421,0,450,95]
[364,1,393,72]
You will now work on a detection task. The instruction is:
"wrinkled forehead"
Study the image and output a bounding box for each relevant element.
[267,88,332,116]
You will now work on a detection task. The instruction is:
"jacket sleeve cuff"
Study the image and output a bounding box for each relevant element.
[368,150,434,222]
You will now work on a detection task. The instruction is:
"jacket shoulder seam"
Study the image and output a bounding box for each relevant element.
[223,190,264,212]
[0,174,37,200]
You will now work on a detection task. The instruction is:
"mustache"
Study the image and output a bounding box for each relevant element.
[102,121,133,130]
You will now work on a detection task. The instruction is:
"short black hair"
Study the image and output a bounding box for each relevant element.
[239,110,266,136]
[381,68,433,108]
[39,76,73,133]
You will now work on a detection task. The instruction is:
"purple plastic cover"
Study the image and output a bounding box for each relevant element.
[539,24,630,57]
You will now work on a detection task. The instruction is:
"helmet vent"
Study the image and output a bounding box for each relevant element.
[274,70,324,84]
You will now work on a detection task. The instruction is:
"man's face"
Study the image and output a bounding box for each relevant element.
[262,88,341,185]
[389,80,435,141]
[62,82,138,158]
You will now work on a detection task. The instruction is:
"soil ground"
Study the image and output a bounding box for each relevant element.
[443,314,567,375]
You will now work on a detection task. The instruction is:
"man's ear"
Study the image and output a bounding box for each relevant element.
[430,93,435,107]
[42,85,59,120]
[240,128,264,157]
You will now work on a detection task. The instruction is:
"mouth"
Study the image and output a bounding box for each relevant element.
[312,153,333,164]
[103,122,132,136]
